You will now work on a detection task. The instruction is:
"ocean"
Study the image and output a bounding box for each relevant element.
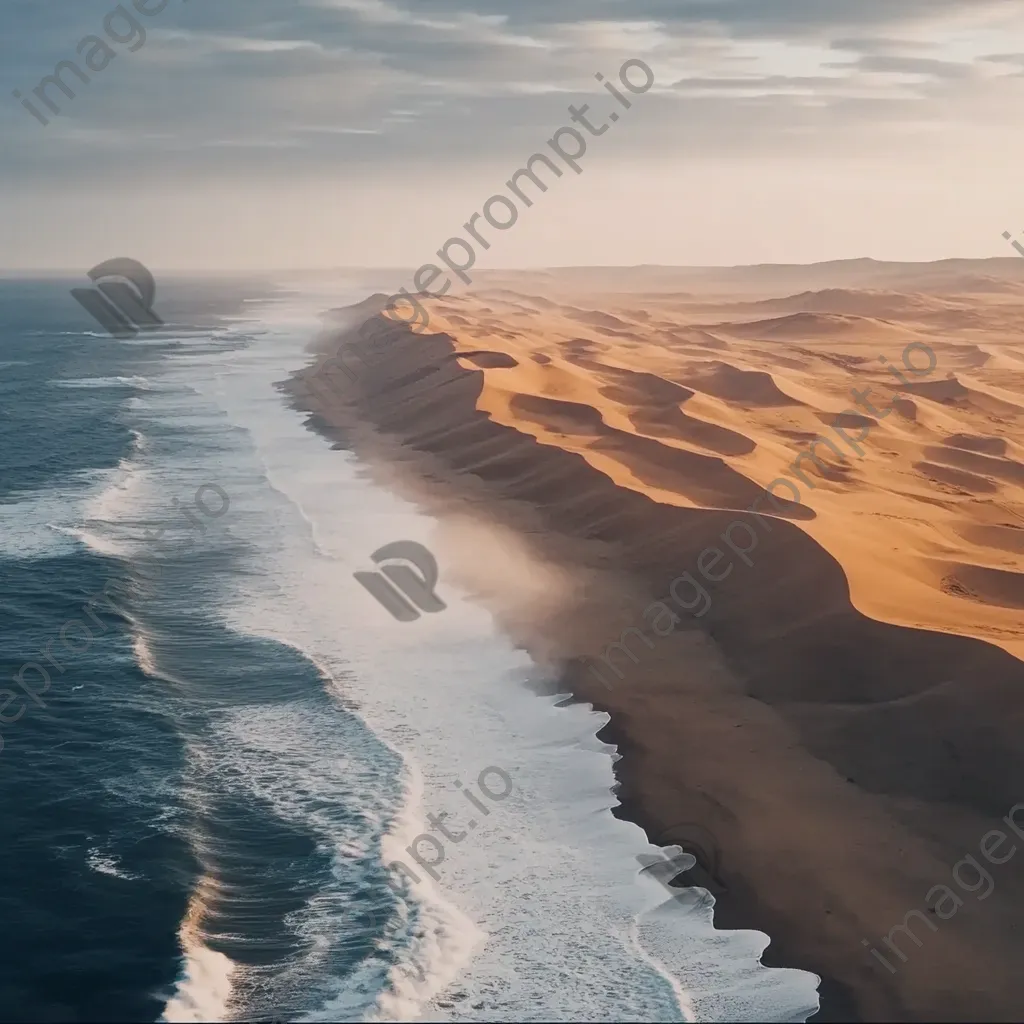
[0,275,819,1022]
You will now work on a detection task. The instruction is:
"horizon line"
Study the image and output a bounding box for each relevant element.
[1,255,1022,276]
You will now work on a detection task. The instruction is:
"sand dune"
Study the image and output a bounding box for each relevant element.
[677,360,802,407]
[922,444,1024,485]
[940,562,1024,609]
[913,459,1000,494]
[714,311,918,344]
[286,260,1024,1024]
[955,522,1024,554]
[711,288,967,319]
[477,256,1024,301]
[944,433,1008,455]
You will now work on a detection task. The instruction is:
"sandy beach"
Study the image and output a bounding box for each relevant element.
[285,259,1024,1022]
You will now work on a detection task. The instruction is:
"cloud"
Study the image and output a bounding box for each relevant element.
[3,0,1019,178]
[837,53,977,78]
[3,0,1024,267]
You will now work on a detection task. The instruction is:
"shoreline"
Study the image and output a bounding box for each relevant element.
[282,273,1024,1022]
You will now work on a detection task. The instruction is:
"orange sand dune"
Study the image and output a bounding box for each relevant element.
[418,280,1024,661]
[706,287,969,319]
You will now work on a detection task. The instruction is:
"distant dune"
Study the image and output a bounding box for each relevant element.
[475,256,1024,300]
[706,287,970,318]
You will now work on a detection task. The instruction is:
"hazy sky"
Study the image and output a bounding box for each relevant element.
[3,0,1024,270]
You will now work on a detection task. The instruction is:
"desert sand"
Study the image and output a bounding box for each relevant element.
[286,259,1024,1022]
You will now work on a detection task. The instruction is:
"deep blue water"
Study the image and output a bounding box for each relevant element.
[0,278,404,1023]
[0,280,193,1022]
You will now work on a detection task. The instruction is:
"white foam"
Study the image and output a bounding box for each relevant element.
[132,630,159,678]
[0,463,134,559]
[0,396,153,560]
[50,375,155,390]
[160,899,236,1024]
[86,846,140,881]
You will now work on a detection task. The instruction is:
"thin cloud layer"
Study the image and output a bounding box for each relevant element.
[1,0,1023,266]
[3,1,1022,165]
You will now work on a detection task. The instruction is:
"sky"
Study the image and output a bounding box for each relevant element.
[2,0,1024,270]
